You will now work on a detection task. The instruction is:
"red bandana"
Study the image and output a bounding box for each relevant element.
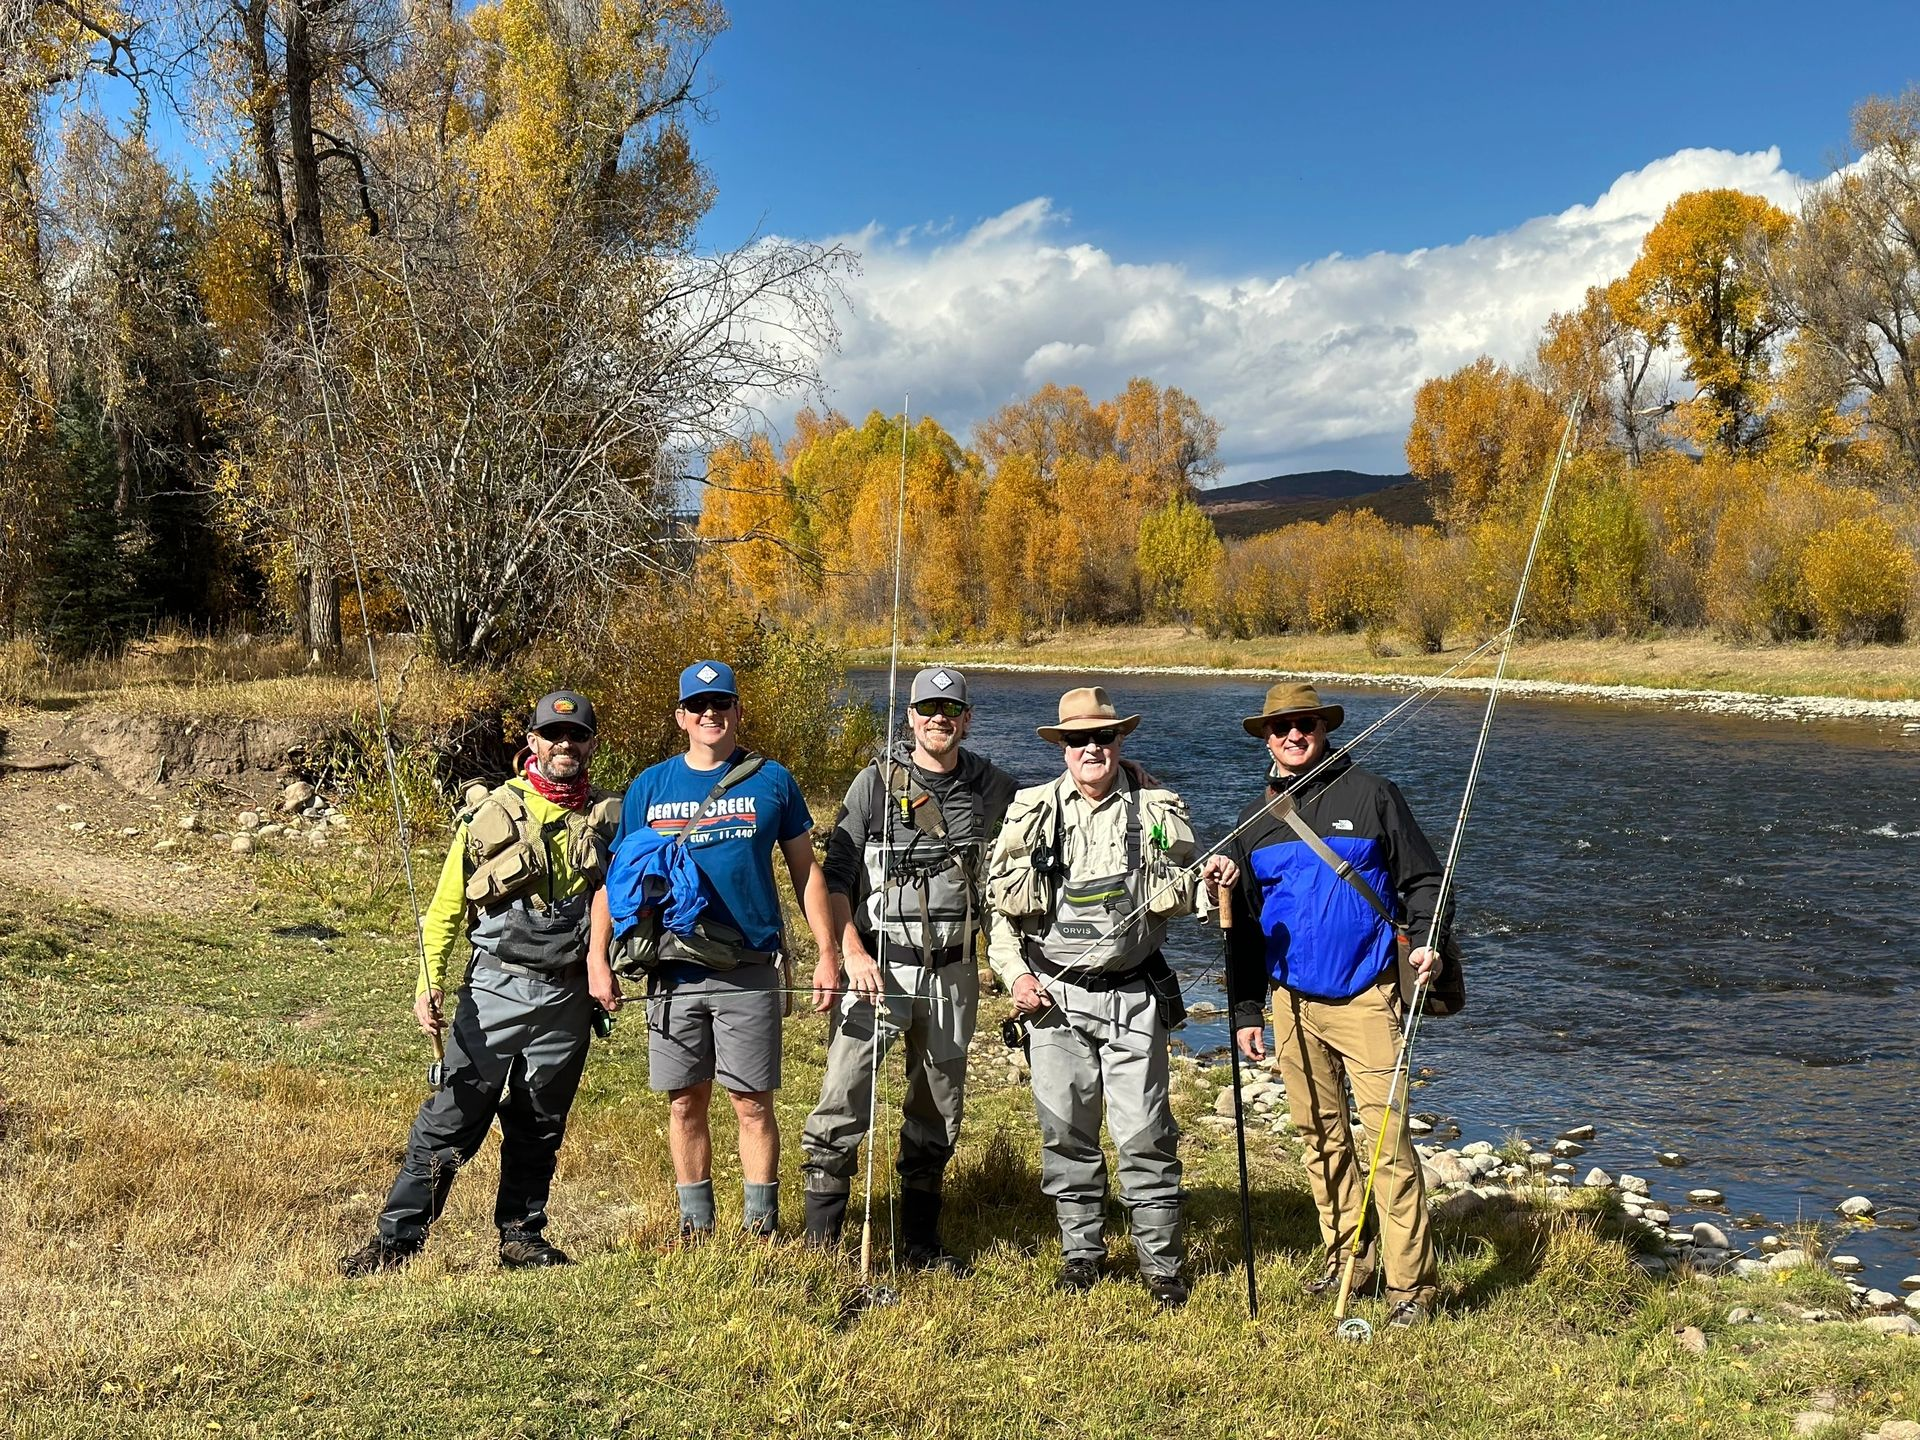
[523,755,590,812]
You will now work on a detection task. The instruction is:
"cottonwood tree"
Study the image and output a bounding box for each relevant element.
[1405,357,1562,528]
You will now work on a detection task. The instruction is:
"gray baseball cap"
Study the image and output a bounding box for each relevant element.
[908,667,970,707]
[531,690,597,735]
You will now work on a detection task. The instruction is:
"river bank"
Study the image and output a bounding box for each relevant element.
[849,627,1920,721]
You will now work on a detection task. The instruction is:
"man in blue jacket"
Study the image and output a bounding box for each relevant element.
[1222,681,1450,1327]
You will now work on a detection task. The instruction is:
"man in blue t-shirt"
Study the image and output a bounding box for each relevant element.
[588,660,841,1239]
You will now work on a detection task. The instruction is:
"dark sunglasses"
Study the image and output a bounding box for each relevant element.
[1061,727,1120,750]
[535,724,594,745]
[912,699,969,719]
[1268,715,1322,737]
[681,694,737,715]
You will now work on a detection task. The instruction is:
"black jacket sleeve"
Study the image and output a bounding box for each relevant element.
[1222,820,1270,1031]
[822,765,878,899]
[1380,778,1450,947]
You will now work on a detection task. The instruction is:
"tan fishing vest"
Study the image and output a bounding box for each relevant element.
[463,781,622,911]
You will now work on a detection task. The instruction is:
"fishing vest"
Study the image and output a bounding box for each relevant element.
[988,776,1198,975]
[463,781,620,973]
[859,759,987,956]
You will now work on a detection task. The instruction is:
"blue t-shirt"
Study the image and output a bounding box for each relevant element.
[616,750,812,953]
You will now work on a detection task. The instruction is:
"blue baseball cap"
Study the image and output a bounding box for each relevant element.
[679,660,738,702]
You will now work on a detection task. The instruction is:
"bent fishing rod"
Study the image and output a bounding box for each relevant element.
[1331,397,1583,1343]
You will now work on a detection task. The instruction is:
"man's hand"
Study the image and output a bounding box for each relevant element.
[414,988,444,1038]
[1409,944,1440,986]
[588,959,622,1014]
[1118,757,1161,789]
[1200,854,1239,896]
[811,954,843,1013]
[843,939,884,1005]
[1011,972,1052,1015]
[1234,1024,1266,1062]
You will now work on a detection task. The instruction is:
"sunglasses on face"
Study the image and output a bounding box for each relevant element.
[681,694,737,715]
[535,725,593,745]
[912,699,969,719]
[1062,727,1120,750]
[1268,715,1322,737]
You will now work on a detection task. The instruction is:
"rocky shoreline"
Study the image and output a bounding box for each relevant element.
[942,660,1920,727]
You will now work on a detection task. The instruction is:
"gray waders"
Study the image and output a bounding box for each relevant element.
[377,963,592,1245]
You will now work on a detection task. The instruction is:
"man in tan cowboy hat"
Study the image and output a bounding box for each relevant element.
[984,685,1205,1307]
[1216,680,1452,1327]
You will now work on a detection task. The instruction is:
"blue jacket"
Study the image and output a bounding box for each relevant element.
[1224,751,1448,1020]
[606,824,706,939]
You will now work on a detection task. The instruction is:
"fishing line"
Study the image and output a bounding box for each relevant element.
[1333,398,1583,1342]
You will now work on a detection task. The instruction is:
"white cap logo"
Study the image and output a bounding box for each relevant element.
[932,670,954,690]
[696,664,719,684]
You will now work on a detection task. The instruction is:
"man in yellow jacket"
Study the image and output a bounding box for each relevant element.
[339,691,620,1276]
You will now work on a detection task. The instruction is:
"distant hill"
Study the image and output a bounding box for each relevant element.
[1198,469,1434,539]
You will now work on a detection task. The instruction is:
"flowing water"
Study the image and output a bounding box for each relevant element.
[851,667,1920,1286]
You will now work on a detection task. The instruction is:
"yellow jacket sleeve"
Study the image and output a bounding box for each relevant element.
[416,822,470,999]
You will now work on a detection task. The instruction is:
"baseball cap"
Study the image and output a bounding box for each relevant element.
[679,660,739,702]
[531,690,597,735]
[909,667,970,708]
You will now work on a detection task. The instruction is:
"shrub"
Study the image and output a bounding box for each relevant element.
[1703,476,1858,642]
[1800,514,1913,642]
[1397,528,1467,652]
[1558,474,1651,636]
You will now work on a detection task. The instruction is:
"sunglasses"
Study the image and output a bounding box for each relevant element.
[535,725,593,745]
[681,694,737,715]
[912,699,969,719]
[1268,715,1323,737]
[1061,727,1120,750]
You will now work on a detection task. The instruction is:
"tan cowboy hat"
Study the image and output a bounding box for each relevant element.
[1242,680,1345,738]
[1036,686,1142,744]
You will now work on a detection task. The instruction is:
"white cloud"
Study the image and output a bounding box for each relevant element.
[773,146,1807,485]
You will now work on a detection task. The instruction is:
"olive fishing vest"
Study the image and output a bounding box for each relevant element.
[859,759,987,956]
[990,776,1199,975]
[462,781,621,973]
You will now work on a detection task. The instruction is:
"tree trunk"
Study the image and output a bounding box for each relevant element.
[296,536,341,664]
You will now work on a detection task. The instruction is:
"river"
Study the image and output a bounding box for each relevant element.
[850,666,1920,1288]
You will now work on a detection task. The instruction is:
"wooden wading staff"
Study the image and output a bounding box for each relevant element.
[1220,885,1258,1318]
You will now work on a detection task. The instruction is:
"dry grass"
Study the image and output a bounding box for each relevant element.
[852,626,1920,701]
[1,852,1917,1438]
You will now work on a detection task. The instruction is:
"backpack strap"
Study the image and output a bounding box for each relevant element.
[1269,792,1401,932]
[677,751,765,849]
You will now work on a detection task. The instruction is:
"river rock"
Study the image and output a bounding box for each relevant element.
[1693,1246,1731,1273]
[1408,1116,1433,1136]
[1839,1195,1877,1219]
[1734,1259,1772,1280]
[1692,1221,1731,1249]
[1672,1325,1707,1355]
[1461,1140,1496,1158]
[1770,1248,1810,1272]
[231,835,254,855]
[1760,1234,1783,1253]
[1212,1088,1239,1118]
[1529,1151,1554,1170]
[1831,1255,1865,1273]
[1666,1227,1695,1246]
[329,812,350,828]
[1633,1254,1669,1276]
[1657,1151,1689,1167]
[1560,1124,1596,1142]
[1584,1167,1614,1188]
[256,823,284,838]
[118,827,141,837]
[1789,1414,1832,1437]
[235,810,261,831]
[178,814,201,832]
[1687,1188,1725,1205]
[1908,1293,1920,1315]
[1425,1153,1472,1188]
[1644,1207,1670,1225]
[153,838,177,853]
[1619,1173,1651,1196]
[1864,1289,1900,1311]
[1726,1306,1754,1325]
[1873,1422,1920,1440]
[280,781,316,812]
[305,828,327,849]
[1861,1315,1920,1338]
[1552,1139,1586,1158]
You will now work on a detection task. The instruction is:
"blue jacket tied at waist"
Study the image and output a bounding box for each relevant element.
[606,825,706,939]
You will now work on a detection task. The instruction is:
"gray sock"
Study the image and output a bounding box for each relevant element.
[677,1180,716,1232]
[743,1180,780,1236]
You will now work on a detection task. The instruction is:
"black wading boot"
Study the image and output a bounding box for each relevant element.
[499,1229,573,1269]
[899,1188,966,1274]
[803,1189,849,1249]
[339,1236,420,1279]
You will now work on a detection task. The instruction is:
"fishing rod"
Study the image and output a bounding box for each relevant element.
[1332,397,1583,1344]
[1219,885,1257,1318]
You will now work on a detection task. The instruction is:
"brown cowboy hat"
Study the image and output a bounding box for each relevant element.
[1242,680,1345,738]
[1036,685,1142,744]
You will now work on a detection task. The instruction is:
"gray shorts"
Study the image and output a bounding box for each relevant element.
[645,962,783,1094]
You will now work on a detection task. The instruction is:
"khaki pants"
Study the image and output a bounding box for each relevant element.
[1272,978,1436,1305]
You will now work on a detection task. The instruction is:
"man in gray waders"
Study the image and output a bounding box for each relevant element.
[340,691,622,1276]
[799,667,1018,1268]
[587,661,841,1240]
[1220,681,1450,1327]
[984,686,1204,1306]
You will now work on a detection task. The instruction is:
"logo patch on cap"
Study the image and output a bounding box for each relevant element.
[553,698,576,714]
[696,664,719,684]
[931,670,954,690]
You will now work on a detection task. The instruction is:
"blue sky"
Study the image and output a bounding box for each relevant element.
[689,1,1920,479]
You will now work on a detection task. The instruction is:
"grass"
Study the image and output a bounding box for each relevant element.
[846,626,1920,703]
[2,846,1919,1438]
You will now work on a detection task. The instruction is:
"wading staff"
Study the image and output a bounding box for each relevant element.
[1219,884,1258,1318]
[855,397,913,1310]
[1332,398,1583,1342]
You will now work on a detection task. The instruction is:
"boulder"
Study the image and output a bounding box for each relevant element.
[1788,1413,1831,1438]
[178,814,201,832]
[231,834,255,855]
[235,810,261,831]
[1584,1167,1615,1189]
[1873,1422,1920,1440]
[1692,1221,1731,1249]
[281,780,316,812]
[1830,1255,1864,1273]
[1552,1139,1586,1158]
[1559,1124,1596,1142]
[1657,1151,1689,1168]
[1644,1207,1671,1225]
[1838,1195,1877,1219]
[1860,1315,1920,1338]
[1901,1275,1920,1291]
[1671,1325,1707,1355]
[1733,1259,1771,1280]
[1686,1188,1725,1205]
[1619,1174,1651,1196]
[1908,1293,1920,1316]
[1863,1289,1900,1311]
[1726,1306,1753,1324]
[1461,1140,1496,1158]
[1212,1088,1239,1118]
[1424,1153,1472,1187]
[1769,1248,1809,1272]
[1760,1234,1783,1253]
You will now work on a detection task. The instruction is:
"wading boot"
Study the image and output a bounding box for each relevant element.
[1144,1272,1191,1309]
[338,1236,419,1279]
[1303,1253,1375,1300]
[899,1189,967,1274]
[1385,1298,1431,1329]
[499,1229,573,1269]
[1057,1257,1102,1294]
[802,1190,849,1249]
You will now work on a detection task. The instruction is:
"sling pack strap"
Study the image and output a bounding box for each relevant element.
[678,751,766,849]
[1269,792,1400,932]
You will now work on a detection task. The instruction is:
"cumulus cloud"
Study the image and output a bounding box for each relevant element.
[780,146,1807,484]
